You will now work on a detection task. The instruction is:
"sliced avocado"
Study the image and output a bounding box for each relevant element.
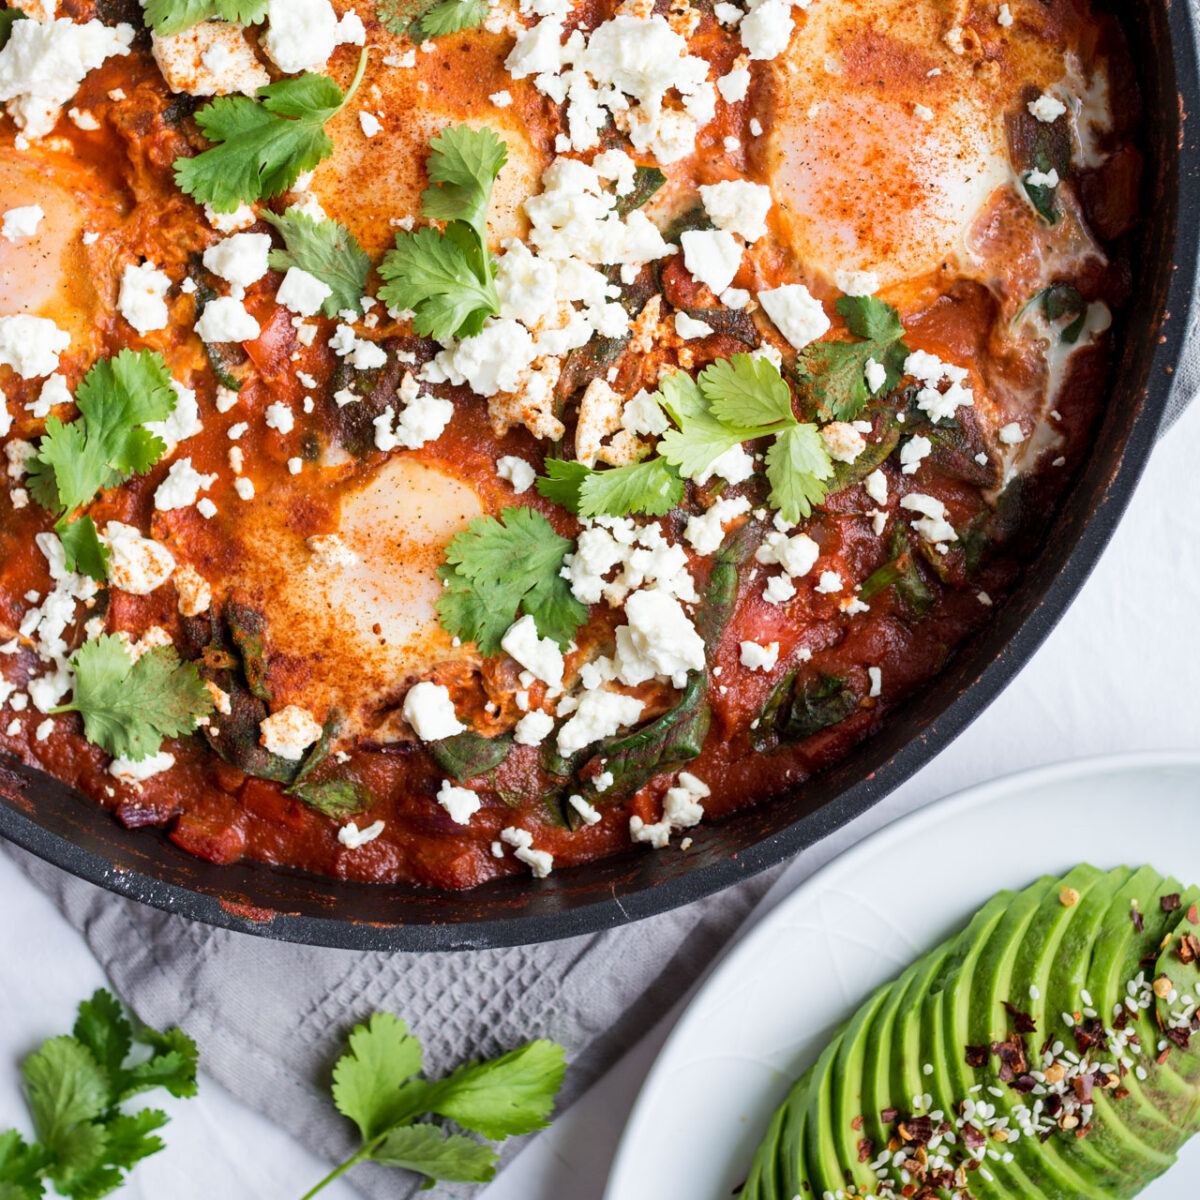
[743,865,1200,1200]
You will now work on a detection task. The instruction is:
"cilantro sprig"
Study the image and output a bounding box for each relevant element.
[174,50,368,212]
[26,350,178,580]
[539,456,684,520]
[376,0,488,42]
[301,1013,565,1197]
[142,0,267,35]
[436,507,587,655]
[790,295,909,422]
[378,124,506,340]
[261,208,371,317]
[55,635,214,762]
[0,989,197,1200]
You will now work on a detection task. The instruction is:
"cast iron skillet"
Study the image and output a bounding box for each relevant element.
[2,1,1198,951]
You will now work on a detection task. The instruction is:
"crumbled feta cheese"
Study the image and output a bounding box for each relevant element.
[833,268,880,297]
[358,109,381,137]
[110,749,175,782]
[373,373,454,451]
[864,468,888,506]
[699,180,772,242]
[1028,92,1067,123]
[197,497,217,518]
[998,3,1013,25]
[1025,166,1059,188]
[437,779,481,825]
[118,261,172,335]
[568,793,602,825]
[864,356,887,394]
[489,89,513,107]
[740,640,779,672]
[822,421,866,464]
[496,455,536,493]
[674,311,713,339]
[203,232,271,295]
[1,203,43,241]
[205,201,256,233]
[758,284,829,350]
[614,589,706,688]
[755,530,819,577]
[0,17,133,138]
[739,0,793,61]
[514,709,555,746]
[899,434,932,474]
[868,665,882,697]
[330,323,387,370]
[684,495,752,556]
[103,522,175,594]
[680,229,743,295]
[276,266,332,316]
[234,476,254,500]
[501,614,565,688]
[763,573,796,604]
[556,688,644,756]
[151,22,270,97]
[998,421,1026,444]
[499,825,554,877]
[196,296,260,343]
[814,570,843,594]
[403,681,464,741]
[913,103,933,121]
[0,314,69,379]
[259,704,322,760]
[174,562,212,616]
[338,819,385,848]
[263,0,363,73]
[306,533,358,567]
[154,458,216,511]
[900,493,958,543]
[716,66,750,104]
[265,401,294,434]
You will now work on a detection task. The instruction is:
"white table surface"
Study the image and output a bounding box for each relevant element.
[4,399,1200,1200]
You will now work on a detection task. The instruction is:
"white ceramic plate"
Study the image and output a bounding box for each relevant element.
[605,753,1200,1200]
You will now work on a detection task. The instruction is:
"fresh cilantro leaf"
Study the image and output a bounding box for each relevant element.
[22,1038,109,1164]
[791,295,909,423]
[658,407,754,481]
[700,353,795,429]
[27,349,175,523]
[142,0,267,35]
[420,1041,566,1140]
[332,1014,424,1143]
[534,459,590,511]
[305,1010,566,1197]
[765,422,832,522]
[261,209,370,318]
[656,369,706,423]
[371,1124,497,1182]
[72,991,132,1083]
[0,7,26,50]
[55,636,214,762]
[412,0,489,41]
[0,1129,45,1198]
[378,226,499,339]
[175,54,367,212]
[378,125,506,340]
[2,991,196,1200]
[536,458,684,519]
[436,508,586,654]
[57,517,109,582]
[117,1028,199,1102]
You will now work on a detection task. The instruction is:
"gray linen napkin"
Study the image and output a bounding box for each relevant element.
[8,844,780,1198]
[7,257,1198,1200]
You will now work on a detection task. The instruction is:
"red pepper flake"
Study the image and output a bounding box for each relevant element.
[851,1114,864,1131]
[964,1044,989,1068]
[1162,893,1182,913]
[1156,1047,1172,1065]
[880,1106,899,1124]
[1178,933,1200,964]
[1166,1027,1192,1050]
[1188,903,1199,925]
[857,1136,874,1162]
[1002,1000,1037,1034]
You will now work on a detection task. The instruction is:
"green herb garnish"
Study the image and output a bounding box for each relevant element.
[142,0,266,35]
[260,209,371,318]
[26,350,178,580]
[377,124,506,340]
[376,0,488,41]
[436,507,587,655]
[790,295,909,423]
[301,1012,565,1197]
[54,635,214,762]
[0,988,197,1200]
[174,52,368,212]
